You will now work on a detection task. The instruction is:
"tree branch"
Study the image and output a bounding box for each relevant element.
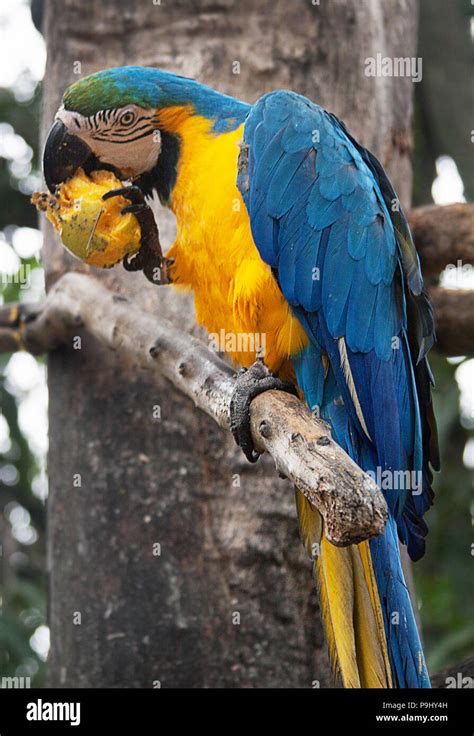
[430,287,474,356]
[2,284,473,358]
[0,272,388,547]
[408,203,474,278]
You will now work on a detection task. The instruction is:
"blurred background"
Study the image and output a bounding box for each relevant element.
[0,0,472,686]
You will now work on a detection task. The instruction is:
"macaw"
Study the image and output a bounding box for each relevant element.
[43,66,439,689]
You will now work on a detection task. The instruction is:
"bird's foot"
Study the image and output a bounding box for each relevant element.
[102,186,172,285]
[229,357,298,463]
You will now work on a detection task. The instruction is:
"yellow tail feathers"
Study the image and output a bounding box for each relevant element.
[295,490,393,688]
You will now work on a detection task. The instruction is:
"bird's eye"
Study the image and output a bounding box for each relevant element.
[119,111,135,126]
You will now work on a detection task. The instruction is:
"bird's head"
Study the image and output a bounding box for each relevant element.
[43,66,250,201]
[43,67,169,195]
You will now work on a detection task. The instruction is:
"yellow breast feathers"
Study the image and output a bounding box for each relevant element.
[161,108,308,376]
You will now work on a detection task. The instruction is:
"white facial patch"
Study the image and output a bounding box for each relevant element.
[56,105,162,179]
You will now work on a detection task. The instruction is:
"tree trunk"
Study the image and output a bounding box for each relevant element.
[415,0,474,203]
[42,0,417,687]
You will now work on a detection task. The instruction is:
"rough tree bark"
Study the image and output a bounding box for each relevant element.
[409,203,474,280]
[41,0,419,687]
[430,288,474,356]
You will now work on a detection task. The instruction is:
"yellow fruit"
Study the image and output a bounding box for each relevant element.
[32,169,141,268]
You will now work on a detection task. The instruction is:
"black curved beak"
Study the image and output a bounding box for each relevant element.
[43,120,92,192]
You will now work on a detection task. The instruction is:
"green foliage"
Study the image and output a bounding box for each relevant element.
[0,78,46,685]
[414,354,474,671]
[0,85,41,230]
[411,1,474,673]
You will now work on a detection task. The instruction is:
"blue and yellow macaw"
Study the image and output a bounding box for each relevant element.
[43,67,439,688]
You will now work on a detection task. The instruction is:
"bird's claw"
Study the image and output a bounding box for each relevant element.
[229,359,298,463]
[102,186,172,285]
[102,185,145,206]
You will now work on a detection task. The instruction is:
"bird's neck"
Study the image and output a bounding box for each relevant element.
[140,93,249,208]
[153,106,245,221]
[153,104,308,377]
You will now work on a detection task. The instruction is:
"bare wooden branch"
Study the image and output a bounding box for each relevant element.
[0,272,387,547]
[408,203,474,278]
[430,287,474,356]
[3,285,472,356]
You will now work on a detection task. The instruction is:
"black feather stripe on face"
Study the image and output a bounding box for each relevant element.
[135,130,181,206]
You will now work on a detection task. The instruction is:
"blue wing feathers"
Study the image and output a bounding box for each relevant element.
[238,90,438,688]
